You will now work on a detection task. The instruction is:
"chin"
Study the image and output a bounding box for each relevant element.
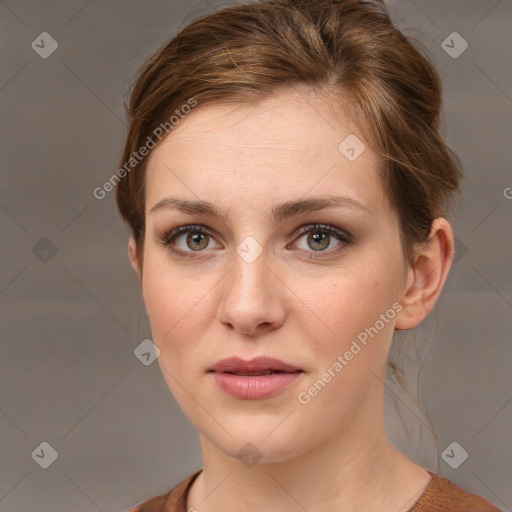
[205,424,312,467]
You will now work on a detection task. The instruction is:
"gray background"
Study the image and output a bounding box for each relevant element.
[0,0,511,511]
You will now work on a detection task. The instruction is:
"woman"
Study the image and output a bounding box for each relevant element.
[116,0,501,510]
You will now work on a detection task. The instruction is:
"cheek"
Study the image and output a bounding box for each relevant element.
[142,262,215,361]
[295,274,400,412]
[299,262,403,386]
[306,267,398,336]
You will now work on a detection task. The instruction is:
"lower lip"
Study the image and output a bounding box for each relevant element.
[211,371,304,399]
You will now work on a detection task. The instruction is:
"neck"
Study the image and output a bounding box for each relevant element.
[187,381,431,512]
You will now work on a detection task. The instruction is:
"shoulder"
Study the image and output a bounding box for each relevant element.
[128,469,203,512]
[409,472,502,512]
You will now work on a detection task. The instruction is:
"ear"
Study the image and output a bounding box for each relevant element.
[395,217,455,330]
[128,237,142,283]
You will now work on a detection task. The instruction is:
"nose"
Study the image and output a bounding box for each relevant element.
[217,248,286,337]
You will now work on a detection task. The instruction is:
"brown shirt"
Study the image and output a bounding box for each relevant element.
[128,470,502,512]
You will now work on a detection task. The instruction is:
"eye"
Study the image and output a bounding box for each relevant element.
[158,223,352,259]
[158,224,218,259]
[291,223,351,256]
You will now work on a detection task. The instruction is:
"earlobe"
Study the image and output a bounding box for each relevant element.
[128,238,142,283]
[395,218,455,330]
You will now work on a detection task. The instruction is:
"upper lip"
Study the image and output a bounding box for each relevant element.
[209,356,302,373]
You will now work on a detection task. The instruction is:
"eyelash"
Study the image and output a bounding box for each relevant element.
[158,223,352,260]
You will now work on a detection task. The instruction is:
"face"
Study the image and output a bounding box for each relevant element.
[132,87,413,464]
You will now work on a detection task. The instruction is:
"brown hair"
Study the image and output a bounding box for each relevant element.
[116,0,464,464]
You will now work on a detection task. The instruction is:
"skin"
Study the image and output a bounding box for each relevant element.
[128,86,455,512]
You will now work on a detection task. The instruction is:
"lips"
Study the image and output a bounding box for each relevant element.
[226,370,280,376]
[208,356,302,375]
[209,357,304,399]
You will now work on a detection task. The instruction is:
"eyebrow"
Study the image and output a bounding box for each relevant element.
[149,194,371,223]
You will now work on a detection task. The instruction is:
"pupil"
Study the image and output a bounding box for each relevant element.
[188,233,208,251]
[309,232,329,251]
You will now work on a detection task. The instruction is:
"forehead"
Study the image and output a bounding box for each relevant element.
[144,88,386,214]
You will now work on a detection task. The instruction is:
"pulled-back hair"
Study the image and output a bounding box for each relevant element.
[116,0,463,268]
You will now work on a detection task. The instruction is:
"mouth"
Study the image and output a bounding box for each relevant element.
[220,370,299,376]
[209,356,303,375]
[209,368,304,399]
